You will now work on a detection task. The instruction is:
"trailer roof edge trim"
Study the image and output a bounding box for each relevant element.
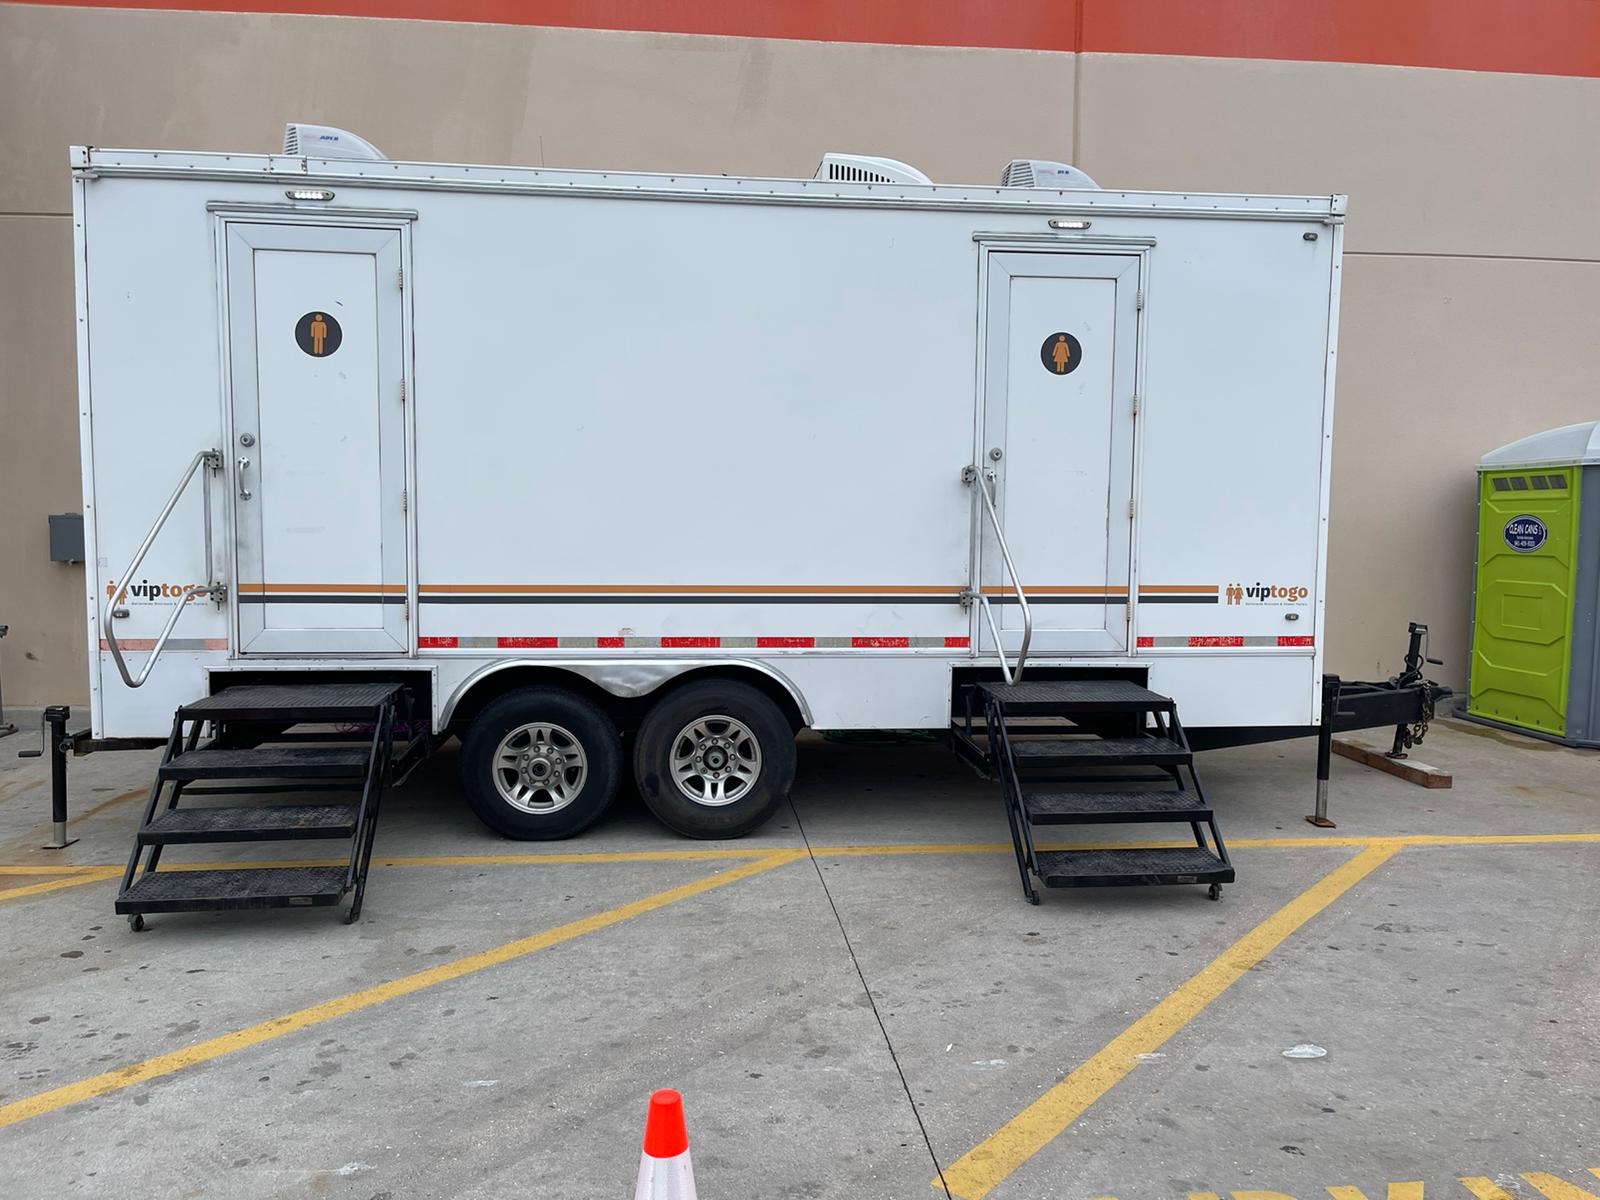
[72,147,1345,221]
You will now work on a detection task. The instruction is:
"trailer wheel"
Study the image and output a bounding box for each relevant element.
[458,687,622,839]
[633,680,796,839]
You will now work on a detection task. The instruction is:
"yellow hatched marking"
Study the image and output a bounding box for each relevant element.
[1329,1184,1424,1200]
[0,850,804,1130]
[1522,1173,1600,1200]
[938,844,1400,1200]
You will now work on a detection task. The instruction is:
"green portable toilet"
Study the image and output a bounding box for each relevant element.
[1468,421,1600,747]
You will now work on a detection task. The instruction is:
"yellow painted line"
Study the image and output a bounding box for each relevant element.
[817,832,1600,857]
[0,849,805,1130]
[0,867,121,903]
[938,844,1401,1200]
[0,863,125,876]
[1330,1183,1423,1200]
[1521,1172,1600,1200]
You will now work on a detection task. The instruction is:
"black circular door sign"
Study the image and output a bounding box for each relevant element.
[1041,331,1082,376]
[295,311,342,358]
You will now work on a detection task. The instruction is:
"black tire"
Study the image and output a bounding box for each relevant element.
[633,680,796,839]
[458,686,622,840]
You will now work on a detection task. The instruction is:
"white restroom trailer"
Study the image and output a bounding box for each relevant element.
[71,138,1345,840]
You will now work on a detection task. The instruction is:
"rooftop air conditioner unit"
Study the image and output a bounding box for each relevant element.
[814,153,931,186]
[1000,159,1100,189]
[283,123,388,161]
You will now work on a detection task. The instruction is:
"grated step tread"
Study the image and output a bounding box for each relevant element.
[160,746,371,781]
[1024,789,1209,824]
[1035,846,1232,888]
[1012,736,1189,766]
[976,679,1174,714]
[179,683,401,722]
[116,866,348,913]
[139,804,359,844]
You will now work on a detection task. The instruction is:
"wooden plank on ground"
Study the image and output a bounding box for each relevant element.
[1332,738,1453,788]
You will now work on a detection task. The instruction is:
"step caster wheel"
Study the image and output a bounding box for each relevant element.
[128,913,146,932]
[1208,883,1222,902]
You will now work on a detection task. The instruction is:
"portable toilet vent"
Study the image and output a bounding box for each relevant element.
[1000,159,1101,189]
[1467,420,1600,747]
[283,123,387,161]
[813,154,931,185]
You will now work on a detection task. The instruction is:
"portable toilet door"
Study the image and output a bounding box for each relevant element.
[1468,421,1600,747]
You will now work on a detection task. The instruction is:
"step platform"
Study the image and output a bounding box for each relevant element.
[116,866,349,913]
[1035,847,1233,889]
[959,676,1233,903]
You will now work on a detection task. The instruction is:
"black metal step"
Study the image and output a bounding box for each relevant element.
[179,682,401,723]
[137,804,359,845]
[1024,790,1210,825]
[976,679,1174,715]
[1012,736,1190,767]
[115,866,349,913]
[159,746,371,781]
[1035,846,1233,888]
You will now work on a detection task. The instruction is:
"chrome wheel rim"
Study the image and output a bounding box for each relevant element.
[669,715,762,807]
[492,722,588,813]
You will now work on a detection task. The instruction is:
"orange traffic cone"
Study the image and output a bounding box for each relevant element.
[634,1089,697,1199]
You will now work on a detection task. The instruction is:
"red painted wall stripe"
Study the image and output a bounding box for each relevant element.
[660,635,719,648]
[24,0,1600,77]
[417,635,458,648]
[1188,635,1244,648]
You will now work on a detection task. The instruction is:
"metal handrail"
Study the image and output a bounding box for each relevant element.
[103,449,225,688]
[964,465,1033,684]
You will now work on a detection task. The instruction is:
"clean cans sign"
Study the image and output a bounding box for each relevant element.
[1503,514,1548,553]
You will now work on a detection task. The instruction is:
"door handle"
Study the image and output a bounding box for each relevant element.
[237,457,252,500]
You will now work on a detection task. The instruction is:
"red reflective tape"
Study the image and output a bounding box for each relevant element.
[418,636,458,649]
[1277,635,1316,647]
[1136,636,1155,648]
[944,635,970,648]
[597,636,625,648]
[661,636,719,648]
[852,636,910,648]
[1188,635,1244,647]
[497,636,557,648]
[757,636,815,648]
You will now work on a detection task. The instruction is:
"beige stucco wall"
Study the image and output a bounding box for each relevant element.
[1,3,1595,704]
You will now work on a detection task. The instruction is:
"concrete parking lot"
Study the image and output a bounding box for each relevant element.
[0,715,1596,1199]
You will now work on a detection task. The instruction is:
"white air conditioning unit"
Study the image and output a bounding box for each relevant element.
[814,153,931,186]
[1000,159,1100,189]
[283,123,387,162]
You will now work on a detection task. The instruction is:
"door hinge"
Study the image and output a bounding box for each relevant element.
[403,600,410,623]
[399,378,407,403]
[1125,600,1132,622]
[1135,289,1145,311]
[398,267,404,290]
[401,488,408,512]
[1128,497,1137,518]
[1131,394,1140,416]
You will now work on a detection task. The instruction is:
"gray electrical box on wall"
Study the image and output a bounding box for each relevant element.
[48,513,84,563]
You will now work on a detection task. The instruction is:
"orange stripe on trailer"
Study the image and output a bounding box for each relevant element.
[237,582,405,593]
[1138,584,1220,594]
[419,582,958,595]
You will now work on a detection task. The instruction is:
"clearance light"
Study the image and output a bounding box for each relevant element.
[285,188,335,202]
[1048,219,1091,230]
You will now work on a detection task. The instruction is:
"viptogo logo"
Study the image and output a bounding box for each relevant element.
[105,579,207,604]
[1225,581,1310,606]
